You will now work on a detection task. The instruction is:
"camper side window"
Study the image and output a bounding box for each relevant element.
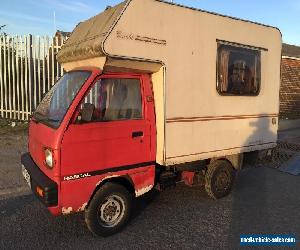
[217,43,261,96]
[79,78,143,122]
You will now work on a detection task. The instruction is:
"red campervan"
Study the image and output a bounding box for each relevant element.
[21,0,282,238]
[21,68,157,236]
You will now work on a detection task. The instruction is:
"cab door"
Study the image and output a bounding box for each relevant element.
[60,74,155,178]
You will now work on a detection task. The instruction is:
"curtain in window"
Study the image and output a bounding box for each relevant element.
[253,55,258,92]
[219,49,230,92]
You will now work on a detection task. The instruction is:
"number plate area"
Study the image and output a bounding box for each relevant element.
[22,165,31,188]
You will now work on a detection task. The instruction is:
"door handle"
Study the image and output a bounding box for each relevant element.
[132,131,143,138]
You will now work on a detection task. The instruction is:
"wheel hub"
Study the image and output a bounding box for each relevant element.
[98,195,125,227]
[215,171,230,192]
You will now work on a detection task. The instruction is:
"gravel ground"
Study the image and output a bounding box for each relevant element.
[0,122,28,197]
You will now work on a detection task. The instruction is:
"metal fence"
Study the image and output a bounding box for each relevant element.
[0,35,67,120]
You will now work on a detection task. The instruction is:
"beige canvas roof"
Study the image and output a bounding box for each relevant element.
[57,1,126,63]
[58,0,280,65]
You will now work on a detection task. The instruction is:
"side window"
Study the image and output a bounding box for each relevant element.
[217,43,261,96]
[80,78,142,122]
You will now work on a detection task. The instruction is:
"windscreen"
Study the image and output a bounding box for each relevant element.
[33,71,91,128]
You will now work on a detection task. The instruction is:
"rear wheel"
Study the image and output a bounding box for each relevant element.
[205,160,235,199]
[85,183,132,237]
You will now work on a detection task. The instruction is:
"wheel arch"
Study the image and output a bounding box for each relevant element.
[210,153,243,170]
[87,175,135,208]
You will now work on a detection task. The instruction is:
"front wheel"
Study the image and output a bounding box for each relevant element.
[85,183,133,237]
[205,160,235,199]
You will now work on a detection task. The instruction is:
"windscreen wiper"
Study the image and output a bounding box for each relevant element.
[32,113,59,123]
[32,112,45,123]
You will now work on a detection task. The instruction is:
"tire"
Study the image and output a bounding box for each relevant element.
[85,183,133,237]
[205,160,235,199]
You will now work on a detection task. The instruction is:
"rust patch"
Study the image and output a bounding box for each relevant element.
[62,207,73,215]
[77,203,88,212]
[135,185,153,197]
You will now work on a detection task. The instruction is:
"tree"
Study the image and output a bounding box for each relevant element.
[0,24,7,35]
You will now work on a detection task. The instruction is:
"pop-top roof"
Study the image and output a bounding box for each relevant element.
[58,0,280,64]
[57,1,126,63]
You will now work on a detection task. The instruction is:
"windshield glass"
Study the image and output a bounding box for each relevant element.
[34,71,91,128]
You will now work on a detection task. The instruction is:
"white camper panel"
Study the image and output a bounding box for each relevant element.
[102,0,281,165]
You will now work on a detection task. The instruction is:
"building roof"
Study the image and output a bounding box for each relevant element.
[56,30,71,38]
[282,43,300,58]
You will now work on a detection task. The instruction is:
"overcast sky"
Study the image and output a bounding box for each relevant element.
[1,0,299,45]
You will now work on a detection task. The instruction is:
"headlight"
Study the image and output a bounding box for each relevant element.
[45,148,53,168]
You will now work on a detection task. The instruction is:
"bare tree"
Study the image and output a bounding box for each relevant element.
[0,24,7,35]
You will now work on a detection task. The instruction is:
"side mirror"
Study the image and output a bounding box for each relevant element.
[81,103,95,122]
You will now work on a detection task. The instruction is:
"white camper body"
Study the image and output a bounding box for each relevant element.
[58,0,282,167]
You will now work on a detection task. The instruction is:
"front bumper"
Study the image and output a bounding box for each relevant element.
[21,153,58,207]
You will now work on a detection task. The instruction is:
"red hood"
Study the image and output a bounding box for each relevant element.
[29,120,62,179]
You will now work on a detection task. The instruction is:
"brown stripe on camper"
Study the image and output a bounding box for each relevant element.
[166,142,276,160]
[166,114,278,123]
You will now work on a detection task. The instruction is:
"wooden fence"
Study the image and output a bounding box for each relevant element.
[0,35,67,120]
